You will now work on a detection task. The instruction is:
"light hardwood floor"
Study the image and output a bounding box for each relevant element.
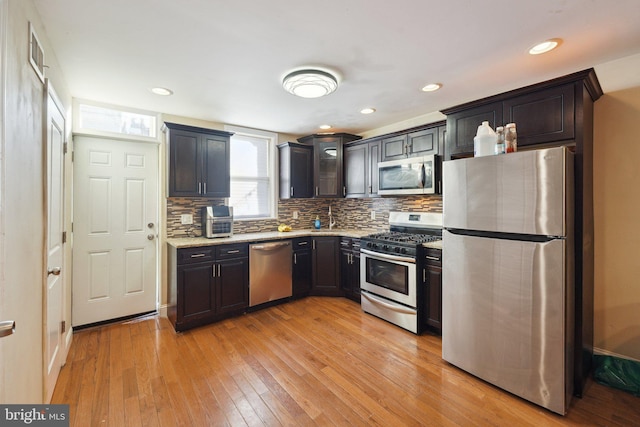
[52,297,640,426]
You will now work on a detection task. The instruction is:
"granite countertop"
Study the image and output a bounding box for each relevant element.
[166,228,375,248]
[422,240,443,250]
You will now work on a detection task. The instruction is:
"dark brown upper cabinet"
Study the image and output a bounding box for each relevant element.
[278,142,313,199]
[297,133,361,198]
[165,122,232,198]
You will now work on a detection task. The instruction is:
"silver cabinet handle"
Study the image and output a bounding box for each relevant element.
[191,253,206,258]
[293,253,297,264]
[0,320,15,338]
[315,187,319,196]
[198,182,202,194]
[226,250,240,254]
[425,256,440,261]
[48,267,61,276]
[290,187,294,197]
[297,241,308,246]
[218,264,221,277]
[203,182,207,194]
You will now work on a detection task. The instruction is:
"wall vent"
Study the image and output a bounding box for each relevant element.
[28,21,45,83]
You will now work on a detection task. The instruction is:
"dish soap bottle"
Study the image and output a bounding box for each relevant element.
[314,216,321,230]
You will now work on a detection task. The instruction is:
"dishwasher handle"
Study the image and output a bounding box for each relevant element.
[250,242,291,251]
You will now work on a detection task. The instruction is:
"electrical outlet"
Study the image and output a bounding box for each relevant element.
[371,211,376,220]
[293,211,299,219]
[181,214,193,225]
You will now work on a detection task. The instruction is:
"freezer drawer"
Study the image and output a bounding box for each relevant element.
[442,147,573,237]
[442,230,574,415]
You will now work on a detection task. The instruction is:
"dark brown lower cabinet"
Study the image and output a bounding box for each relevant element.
[421,247,442,334]
[292,237,312,298]
[340,237,361,302]
[311,236,341,296]
[168,243,248,332]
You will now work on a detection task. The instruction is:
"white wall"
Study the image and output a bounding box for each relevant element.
[1,0,71,403]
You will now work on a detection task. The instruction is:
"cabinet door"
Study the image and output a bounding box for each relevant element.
[381,134,408,161]
[293,248,312,298]
[312,237,341,295]
[424,265,442,333]
[344,143,368,198]
[177,262,216,323]
[217,257,248,314]
[445,102,502,160]
[290,145,314,198]
[339,246,352,294]
[368,141,381,196]
[202,134,230,198]
[169,130,201,197]
[314,137,342,197]
[503,84,575,147]
[408,127,438,156]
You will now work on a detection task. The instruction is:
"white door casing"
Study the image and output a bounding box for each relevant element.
[44,80,66,403]
[73,136,158,327]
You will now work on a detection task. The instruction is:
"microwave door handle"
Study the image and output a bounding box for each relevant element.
[420,163,426,188]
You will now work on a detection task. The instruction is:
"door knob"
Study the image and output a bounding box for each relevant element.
[147,234,155,240]
[47,267,61,276]
[0,320,15,338]
[147,222,154,228]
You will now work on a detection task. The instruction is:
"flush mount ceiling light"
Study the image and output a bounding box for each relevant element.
[319,124,332,130]
[282,69,338,98]
[151,87,173,96]
[529,38,562,55]
[421,83,442,92]
[360,107,376,114]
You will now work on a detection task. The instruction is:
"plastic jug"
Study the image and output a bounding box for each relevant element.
[474,121,497,157]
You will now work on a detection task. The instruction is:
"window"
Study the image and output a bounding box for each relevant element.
[227,126,277,219]
[74,100,159,141]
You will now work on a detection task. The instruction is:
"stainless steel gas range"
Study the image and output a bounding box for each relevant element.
[360,212,442,333]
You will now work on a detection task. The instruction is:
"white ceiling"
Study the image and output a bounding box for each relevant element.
[33,0,640,137]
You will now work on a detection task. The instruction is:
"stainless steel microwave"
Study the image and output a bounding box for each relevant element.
[378,155,440,195]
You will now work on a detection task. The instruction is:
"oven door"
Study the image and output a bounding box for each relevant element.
[360,248,416,308]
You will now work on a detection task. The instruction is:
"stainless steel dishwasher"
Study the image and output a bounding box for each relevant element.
[249,241,292,307]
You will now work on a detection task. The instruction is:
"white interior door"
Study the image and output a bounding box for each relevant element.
[44,80,66,402]
[73,136,158,327]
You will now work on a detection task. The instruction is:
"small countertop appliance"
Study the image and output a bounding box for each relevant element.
[201,206,233,238]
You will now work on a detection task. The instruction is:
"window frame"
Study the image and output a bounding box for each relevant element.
[72,98,161,143]
[225,125,278,220]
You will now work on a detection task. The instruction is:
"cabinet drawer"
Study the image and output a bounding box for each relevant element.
[423,248,442,266]
[177,247,215,265]
[216,243,248,259]
[293,237,311,250]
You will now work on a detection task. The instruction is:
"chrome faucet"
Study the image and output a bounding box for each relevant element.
[328,204,336,230]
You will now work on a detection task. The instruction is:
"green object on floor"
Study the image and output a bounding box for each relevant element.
[593,354,640,396]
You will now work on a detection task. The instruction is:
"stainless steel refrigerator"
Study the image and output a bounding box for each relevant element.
[442,147,574,415]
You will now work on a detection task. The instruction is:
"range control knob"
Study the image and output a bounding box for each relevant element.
[394,247,401,253]
[400,247,407,254]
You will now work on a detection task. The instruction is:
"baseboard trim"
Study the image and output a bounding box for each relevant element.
[158,304,168,318]
[594,347,640,363]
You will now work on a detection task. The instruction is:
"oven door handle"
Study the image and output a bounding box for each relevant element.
[361,292,416,314]
[361,248,415,264]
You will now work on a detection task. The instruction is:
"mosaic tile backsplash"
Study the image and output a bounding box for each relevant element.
[166,196,443,238]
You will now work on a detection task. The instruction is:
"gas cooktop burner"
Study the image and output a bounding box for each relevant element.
[366,231,441,244]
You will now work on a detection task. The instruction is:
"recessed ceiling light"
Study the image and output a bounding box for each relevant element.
[360,107,376,114]
[529,38,561,55]
[421,83,442,92]
[319,124,332,130]
[282,69,338,98]
[151,87,173,96]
